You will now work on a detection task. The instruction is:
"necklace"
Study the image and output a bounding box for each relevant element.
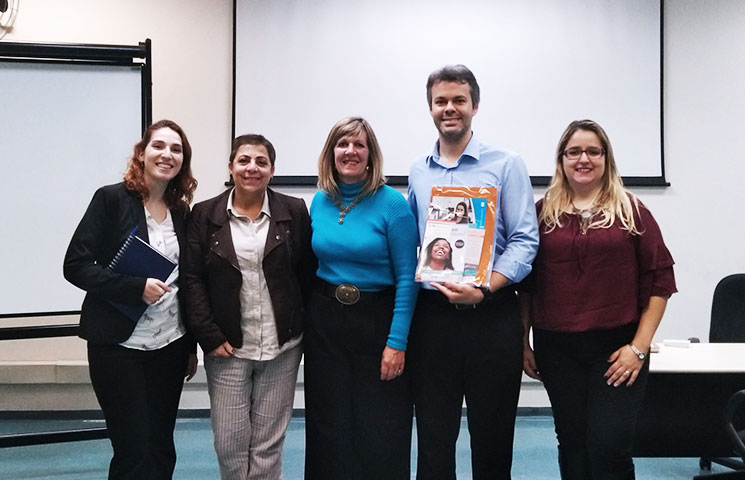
[570,190,600,235]
[571,204,597,235]
[333,194,363,224]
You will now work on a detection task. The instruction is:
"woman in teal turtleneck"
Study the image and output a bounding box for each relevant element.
[304,117,419,480]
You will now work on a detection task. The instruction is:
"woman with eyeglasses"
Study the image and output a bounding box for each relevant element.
[304,117,419,480]
[519,119,677,479]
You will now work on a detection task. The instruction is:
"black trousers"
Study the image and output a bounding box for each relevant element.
[87,335,190,480]
[408,289,524,480]
[304,287,412,480]
[534,323,649,480]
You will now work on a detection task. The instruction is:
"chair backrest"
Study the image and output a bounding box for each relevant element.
[710,274,745,343]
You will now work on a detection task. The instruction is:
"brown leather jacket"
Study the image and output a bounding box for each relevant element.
[181,188,316,354]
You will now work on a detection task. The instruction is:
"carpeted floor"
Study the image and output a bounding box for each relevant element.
[0,415,732,479]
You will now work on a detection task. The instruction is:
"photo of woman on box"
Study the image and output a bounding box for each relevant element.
[451,201,470,224]
[423,237,455,271]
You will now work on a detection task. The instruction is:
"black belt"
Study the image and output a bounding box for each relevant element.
[418,287,514,310]
[318,280,394,306]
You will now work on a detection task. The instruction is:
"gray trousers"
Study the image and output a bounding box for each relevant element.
[204,344,302,480]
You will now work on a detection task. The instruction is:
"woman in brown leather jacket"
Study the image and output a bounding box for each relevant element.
[182,134,315,480]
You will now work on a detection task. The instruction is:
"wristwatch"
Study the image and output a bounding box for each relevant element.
[629,343,646,360]
[477,286,493,303]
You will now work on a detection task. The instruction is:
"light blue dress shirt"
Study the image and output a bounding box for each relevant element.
[407,134,539,286]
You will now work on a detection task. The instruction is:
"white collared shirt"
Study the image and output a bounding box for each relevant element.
[227,189,301,360]
[121,207,186,350]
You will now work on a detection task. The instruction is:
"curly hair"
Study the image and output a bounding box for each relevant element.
[123,119,197,209]
[424,237,454,270]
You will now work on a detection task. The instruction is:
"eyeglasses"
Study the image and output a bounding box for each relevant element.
[563,147,605,160]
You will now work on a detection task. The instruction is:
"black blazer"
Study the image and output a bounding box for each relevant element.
[182,188,316,354]
[63,183,190,345]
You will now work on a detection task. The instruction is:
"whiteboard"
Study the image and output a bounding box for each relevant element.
[235,0,663,183]
[0,62,142,316]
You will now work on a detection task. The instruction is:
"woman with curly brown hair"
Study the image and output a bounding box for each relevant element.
[64,119,198,480]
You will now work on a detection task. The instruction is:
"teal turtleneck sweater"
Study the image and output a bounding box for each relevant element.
[310,181,419,350]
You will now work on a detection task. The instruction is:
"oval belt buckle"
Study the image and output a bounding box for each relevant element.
[335,284,360,305]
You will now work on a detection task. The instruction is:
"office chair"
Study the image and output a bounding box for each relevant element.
[698,274,745,476]
[694,389,745,479]
[709,274,745,343]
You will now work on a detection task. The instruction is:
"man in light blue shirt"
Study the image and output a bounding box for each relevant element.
[407,64,539,480]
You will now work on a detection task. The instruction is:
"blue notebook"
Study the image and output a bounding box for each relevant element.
[107,233,176,322]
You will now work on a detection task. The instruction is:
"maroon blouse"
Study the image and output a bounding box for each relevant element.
[527,198,677,332]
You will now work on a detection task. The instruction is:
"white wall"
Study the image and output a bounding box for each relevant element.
[1,0,234,364]
[1,0,744,409]
[1,0,234,203]
[642,0,745,340]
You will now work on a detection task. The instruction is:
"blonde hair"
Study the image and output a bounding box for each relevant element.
[541,119,640,234]
[317,117,386,201]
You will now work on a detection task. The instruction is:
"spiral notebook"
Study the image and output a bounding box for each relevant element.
[107,233,176,322]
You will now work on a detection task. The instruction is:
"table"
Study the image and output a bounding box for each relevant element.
[633,343,745,457]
